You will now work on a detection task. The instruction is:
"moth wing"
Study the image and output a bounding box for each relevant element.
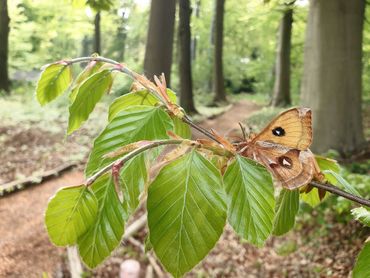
[251,143,314,189]
[252,107,312,150]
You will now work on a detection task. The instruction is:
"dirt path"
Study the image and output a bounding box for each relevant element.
[191,100,260,138]
[0,171,84,277]
[0,99,259,277]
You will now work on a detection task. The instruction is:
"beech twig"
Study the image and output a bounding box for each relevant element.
[86,139,184,186]
[69,57,370,209]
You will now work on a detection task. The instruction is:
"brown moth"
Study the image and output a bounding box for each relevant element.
[236,107,324,190]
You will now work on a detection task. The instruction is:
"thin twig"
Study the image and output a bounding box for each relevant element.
[67,57,370,209]
[309,181,370,207]
[128,237,166,278]
[182,115,222,144]
[65,56,166,104]
[122,214,147,241]
[86,139,185,186]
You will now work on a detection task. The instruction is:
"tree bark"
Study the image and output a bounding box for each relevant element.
[301,0,365,154]
[271,6,293,107]
[144,0,176,86]
[191,0,201,61]
[213,0,226,103]
[0,0,10,93]
[94,11,101,54]
[179,0,197,113]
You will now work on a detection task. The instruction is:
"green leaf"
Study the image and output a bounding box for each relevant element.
[172,116,191,139]
[272,189,299,236]
[108,89,177,121]
[323,170,361,197]
[70,61,104,102]
[300,188,323,207]
[36,62,72,105]
[120,153,147,215]
[223,155,275,247]
[68,69,113,134]
[352,207,370,227]
[77,173,126,268]
[315,156,340,173]
[45,185,98,246]
[300,156,341,207]
[353,241,370,278]
[147,150,226,277]
[86,105,173,176]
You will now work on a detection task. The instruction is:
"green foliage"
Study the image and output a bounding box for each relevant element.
[353,241,370,278]
[36,56,368,276]
[119,154,147,214]
[351,207,370,227]
[45,185,98,246]
[147,150,226,277]
[77,173,126,268]
[70,61,104,102]
[68,69,113,134]
[300,156,340,207]
[108,89,177,121]
[223,156,275,247]
[36,63,72,105]
[85,105,173,176]
[273,189,299,236]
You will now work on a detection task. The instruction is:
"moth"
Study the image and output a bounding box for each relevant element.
[235,107,324,190]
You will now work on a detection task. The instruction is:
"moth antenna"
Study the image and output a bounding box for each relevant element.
[238,122,247,141]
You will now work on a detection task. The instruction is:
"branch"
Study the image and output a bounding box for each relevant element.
[65,56,222,145]
[182,115,222,144]
[65,56,166,104]
[85,139,185,186]
[309,181,370,207]
[67,57,370,208]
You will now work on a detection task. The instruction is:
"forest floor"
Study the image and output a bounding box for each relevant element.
[0,98,368,278]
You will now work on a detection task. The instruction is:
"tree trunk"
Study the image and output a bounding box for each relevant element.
[213,0,226,103]
[144,0,176,86]
[301,0,365,154]
[179,0,197,113]
[191,0,201,61]
[0,0,10,93]
[94,11,101,54]
[271,6,293,107]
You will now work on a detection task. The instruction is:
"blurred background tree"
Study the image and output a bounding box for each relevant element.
[1,0,369,156]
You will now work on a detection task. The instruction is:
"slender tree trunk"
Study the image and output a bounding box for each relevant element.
[144,0,176,86]
[94,11,101,54]
[213,0,226,103]
[0,0,10,93]
[179,0,197,113]
[271,6,293,107]
[301,0,365,154]
[191,0,201,61]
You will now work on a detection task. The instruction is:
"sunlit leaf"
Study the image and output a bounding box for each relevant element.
[45,185,98,246]
[300,156,341,207]
[352,207,370,227]
[36,62,72,105]
[223,156,275,247]
[147,150,226,277]
[120,153,147,214]
[315,156,340,173]
[68,69,113,134]
[272,189,299,236]
[77,173,126,268]
[69,61,104,102]
[323,170,361,197]
[300,188,323,207]
[86,105,173,176]
[108,89,177,121]
[172,116,191,139]
[353,241,370,278]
